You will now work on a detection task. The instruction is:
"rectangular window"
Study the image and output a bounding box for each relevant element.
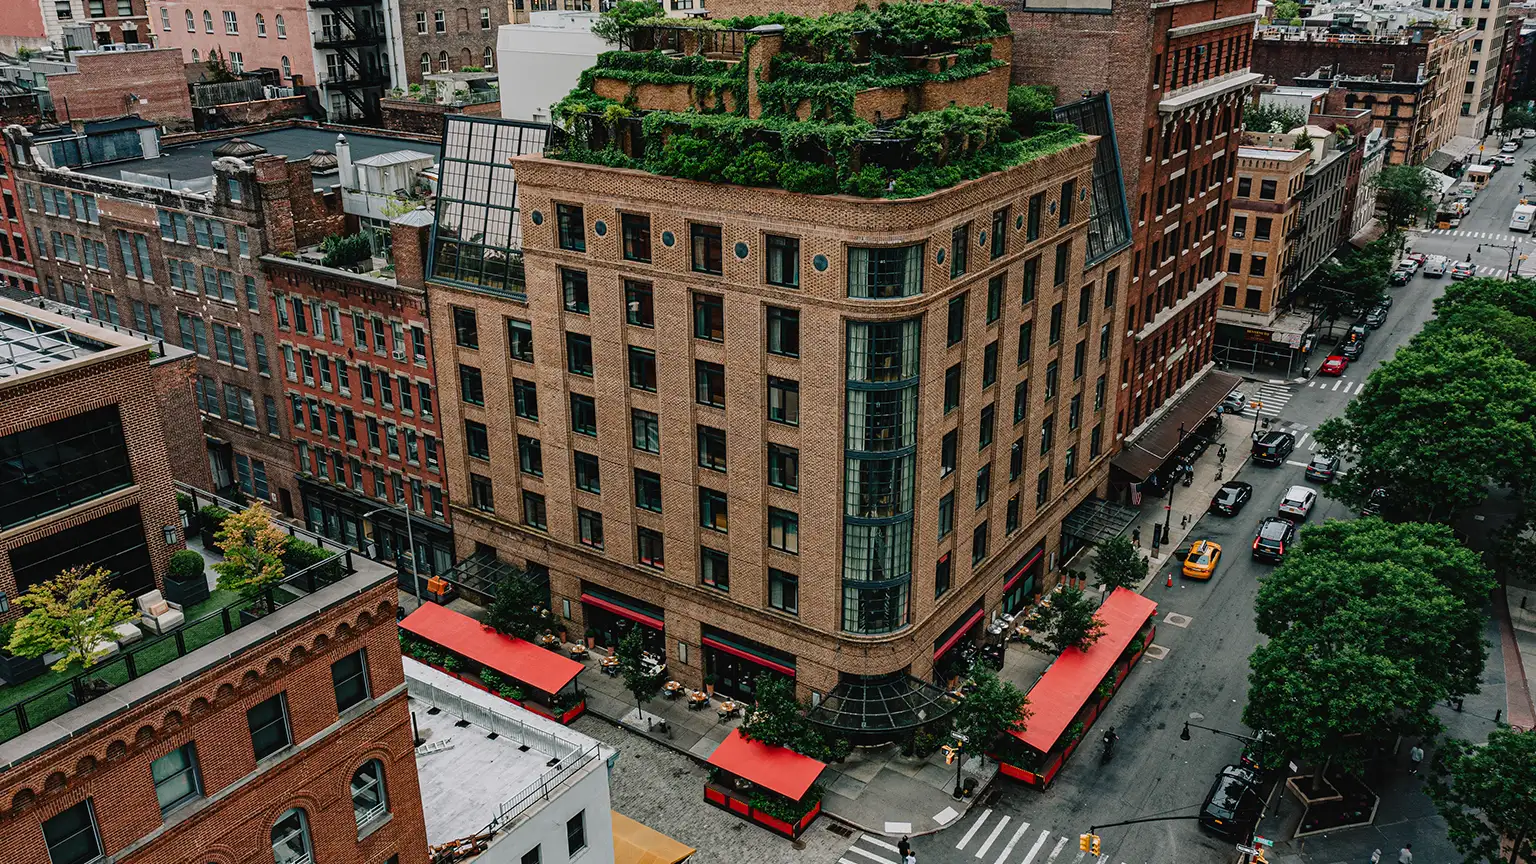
[697,425,727,471]
[556,203,585,251]
[518,436,543,476]
[570,393,597,436]
[578,509,604,549]
[1073,340,1087,380]
[42,800,101,864]
[625,281,654,327]
[331,650,369,711]
[504,319,534,362]
[972,521,989,564]
[151,743,202,814]
[766,234,800,287]
[950,222,970,277]
[986,275,1003,324]
[767,306,800,357]
[574,451,601,493]
[768,507,799,554]
[695,360,725,407]
[1017,320,1033,366]
[990,207,1008,259]
[453,307,478,348]
[937,492,954,538]
[944,363,962,413]
[982,342,998,388]
[637,528,665,569]
[1078,283,1093,326]
[634,468,663,512]
[693,293,724,341]
[522,491,548,530]
[465,420,490,460]
[1027,192,1043,241]
[1006,494,1020,534]
[769,569,798,614]
[978,403,995,449]
[947,293,967,346]
[621,213,651,262]
[514,379,539,420]
[701,547,729,591]
[628,346,657,391]
[768,443,799,491]
[935,554,952,598]
[561,269,589,314]
[976,463,991,508]
[1054,241,1070,286]
[247,693,291,760]
[691,223,723,274]
[848,244,924,298]
[471,474,494,511]
[1040,414,1055,455]
[699,488,729,532]
[567,333,593,376]
[1037,467,1051,507]
[767,377,799,425]
[1045,360,1058,400]
[1059,178,1075,227]
[459,364,484,405]
[1049,302,1064,345]
[941,429,957,477]
[632,409,660,453]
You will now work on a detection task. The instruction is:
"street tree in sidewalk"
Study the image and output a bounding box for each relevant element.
[486,565,548,641]
[1372,165,1437,232]
[616,628,664,721]
[951,668,1031,757]
[1023,585,1105,655]
[1431,276,1536,366]
[1090,536,1148,594]
[1312,236,1394,317]
[1501,107,1536,134]
[1428,727,1536,864]
[1312,329,1536,522]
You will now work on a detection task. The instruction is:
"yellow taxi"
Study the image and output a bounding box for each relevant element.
[1181,540,1222,580]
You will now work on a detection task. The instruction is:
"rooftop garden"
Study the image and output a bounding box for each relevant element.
[550,1,1081,199]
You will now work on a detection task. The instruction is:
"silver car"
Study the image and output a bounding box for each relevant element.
[1220,391,1246,416]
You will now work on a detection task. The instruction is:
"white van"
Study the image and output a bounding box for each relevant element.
[1424,255,1449,277]
[1512,203,1535,232]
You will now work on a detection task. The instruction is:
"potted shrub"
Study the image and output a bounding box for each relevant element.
[198,505,231,548]
[164,549,210,607]
[212,504,289,624]
[585,628,597,649]
[704,673,717,698]
[0,621,46,684]
[7,566,134,701]
[177,493,200,535]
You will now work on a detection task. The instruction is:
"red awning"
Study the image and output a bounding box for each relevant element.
[1004,547,1045,592]
[933,607,987,660]
[581,592,664,630]
[707,729,826,801]
[701,636,795,677]
[1011,587,1158,752]
[401,603,584,695]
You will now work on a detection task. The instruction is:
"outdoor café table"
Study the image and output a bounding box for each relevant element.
[717,700,741,719]
[688,690,709,710]
[568,643,588,658]
[600,655,620,676]
[538,633,559,647]
[662,680,683,699]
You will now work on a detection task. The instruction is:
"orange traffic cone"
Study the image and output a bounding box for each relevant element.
[1166,572,1173,589]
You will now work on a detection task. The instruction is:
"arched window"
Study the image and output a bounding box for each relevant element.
[191,48,200,63]
[438,51,449,72]
[351,761,388,828]
[460,47,472,69]
[256,13,266,36]
[184,9,193,31]
[281,56,291,78]
[202,10,213,33]
[271,809,311,864]
[276,14,286,37]
[420,53,431,74]
[483,46,493,69]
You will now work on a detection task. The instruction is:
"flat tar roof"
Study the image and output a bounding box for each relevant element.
[0,301,115,380]
[77,126,442,184]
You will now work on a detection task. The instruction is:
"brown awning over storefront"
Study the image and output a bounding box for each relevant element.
[1111,370,1242,481]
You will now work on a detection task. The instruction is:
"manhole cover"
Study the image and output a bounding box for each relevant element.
[1142,644,1171,660]
[1164,612,1192,628]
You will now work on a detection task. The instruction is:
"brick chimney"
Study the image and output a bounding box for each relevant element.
[390,208,434,289]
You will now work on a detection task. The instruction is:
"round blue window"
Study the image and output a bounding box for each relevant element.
[594,220,608,237]
[977,230,988,248]
[812,254,829,272]
[1015,214,1024,230]
[1048,200,1058,216]
[530,210,544,226]
[661,231,676,247]
[1079,186,1088,201]
[936,248,946,265]
[734,241,749,260]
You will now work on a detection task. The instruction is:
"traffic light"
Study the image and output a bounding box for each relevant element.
[1079,835,1092,853]
[1090,836,1101,856]
[942,744,959,765]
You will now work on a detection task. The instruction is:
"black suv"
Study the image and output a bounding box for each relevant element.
[1252,517,1295,562]
[1341,339,1365,360]
[1251,430,1295,466]
[1199,765,1264,838]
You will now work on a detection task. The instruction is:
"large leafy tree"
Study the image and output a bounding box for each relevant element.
[1312,329,1536,521]
[1023,586,1105,654]
[739,677,846,761]
[951,668,1030,755]
[1501,107,1536,133]
[486,566,548,641]
[1091,536,1147,593]
[1430,277,1536,365]
[1310,236,1394,318]
[1242,102,1304,133]
[1372,164,1437,232]
[616,628,664,720]
[1428,727,1536,864]
[213,503,288,614]
[6,566,134,673]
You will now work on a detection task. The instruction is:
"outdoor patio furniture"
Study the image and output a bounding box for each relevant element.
[137,591,184,634]
[112,621,145,647]
[86,638,121,660]
[688,690,709,710]
[568,644,588,658]
[662,680,683,699]
[717,700,740,720]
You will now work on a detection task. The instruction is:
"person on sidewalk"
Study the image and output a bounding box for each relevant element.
[1132,526,1141,548]
[898,837,911,859]
[1398,843,1413,863]
[1409,745,1424,774]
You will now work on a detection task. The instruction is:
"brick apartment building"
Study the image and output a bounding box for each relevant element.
[397,0,507,86]
[421,8,1131,730]
[1006,0,1252,494]
[0,0,152,54]
[1251,23,1475,164]
[0,144,37,294]
[2,120,456,576]
[1212,145,1309,369]
[40,46,194,128]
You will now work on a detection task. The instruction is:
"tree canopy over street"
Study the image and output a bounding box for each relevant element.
[1090,536,1148,593]
[1312,236,1394,317]
[1372,165,1437,232]
[1428,727,1536,864]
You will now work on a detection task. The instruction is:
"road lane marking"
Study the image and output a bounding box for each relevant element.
[994,822,1030,864]
[1020,830,1051,864]
[863,836,900,852]
[1285,460,1311,468]
[976,815,1011,858]
[848,845,898,864]
[957,809,991,850]
[1045,835,1069,863]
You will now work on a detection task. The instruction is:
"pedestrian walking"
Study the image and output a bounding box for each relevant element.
[898,837,911,859]
[1398,843,1413,864]
[1132,526,1141,548]
[903,853,918,864]
[1409,745,1424,774]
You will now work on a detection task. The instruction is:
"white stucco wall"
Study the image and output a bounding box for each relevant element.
[496,11,609,123]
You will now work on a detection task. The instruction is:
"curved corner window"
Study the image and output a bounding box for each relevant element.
[848,244,923,299]
[271,808,312,864]
[351,760,388,830]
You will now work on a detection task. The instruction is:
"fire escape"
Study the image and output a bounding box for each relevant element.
[311,0,387,122]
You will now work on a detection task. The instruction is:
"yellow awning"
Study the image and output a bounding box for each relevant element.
[611,812,694,864]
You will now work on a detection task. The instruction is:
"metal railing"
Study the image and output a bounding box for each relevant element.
[484,745,604,833]
[0,486,355,745]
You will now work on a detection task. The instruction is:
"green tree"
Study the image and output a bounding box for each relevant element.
[1372,164,1437,232]
[1428,727,1536,864]
[1431,277,1536,365]
[6,566,134,673]
[1291,128,1314,155]
[739,677,846,761]
[1023,586,1105,654]
[1313,329,1536,521]
[1242,102,1304,134]
[591,0,663,44]
[1271,0,1301,19]
[616,628,663,720]
[1090,536,1147,593]
[950,668,1030,755]
[202,47,238,83]
[1311,236,1394,316]
[1501,107,1536,134]
[213,503,288,614]
[486,566,548,641]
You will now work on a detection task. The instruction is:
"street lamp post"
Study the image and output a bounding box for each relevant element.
[365,504,421,608]
[1477,242,1527,281]
[1251,400,1263,439]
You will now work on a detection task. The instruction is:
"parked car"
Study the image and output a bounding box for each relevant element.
[1199,765,1265,838]
[1279,485,1319,520]
[1497,153,1517,165]
[1305,454,1339,483]
[1375,294,1393,310]
[1252,517,1296,562]
[1364,306,1388,328]
[1525,128,1536,139]
[1251,431,1295,466]
[1362,487,1389,518]
[1181,540,1222,580]
[1389,269,1411,286]
[1220,390,1246,416]
[1347,323,1370,343]
[1342,339,1365,360]
[1503,139,1521,152]
[1405,252,1427,266]
[1209,481,1253,516]
[1451,261,1476,280]
[1319,355,1349,376]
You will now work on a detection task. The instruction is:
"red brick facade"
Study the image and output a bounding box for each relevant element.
[0,139,37,294]
[45,48,194,127]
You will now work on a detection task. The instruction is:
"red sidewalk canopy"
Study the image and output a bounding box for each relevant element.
[707,729,826,801]
[1012,587,1158,752]
[401,603,583,695]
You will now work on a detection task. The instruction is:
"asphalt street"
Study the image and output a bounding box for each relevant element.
[871,154,1527,864]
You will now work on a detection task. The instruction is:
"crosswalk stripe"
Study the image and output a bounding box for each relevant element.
[863,837,900,852]
[994,822,1030,864]
[1297,433,1309,448]
[976,815,1010,858]
[847,845,898,864]
[1072,852,1087,864]
[1021,830,1051,864]
[1331,379,1342,391]
[957,810,991,851]
[1046,835,1069,863]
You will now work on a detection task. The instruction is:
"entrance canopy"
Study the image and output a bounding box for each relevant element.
[1061,497,1141,545]
[707,729,826,801]
[1112,370,1242,481]
[1012,587,1158,753]
[400,603,582,695]
[581,590,664,630]
[808,672,955,737]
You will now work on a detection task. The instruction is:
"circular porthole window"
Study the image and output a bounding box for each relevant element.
[594,220,608,237]
[530,211,544,226]
[661,231,676,247]
[734,241,749,260]
[812,254,829,272]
